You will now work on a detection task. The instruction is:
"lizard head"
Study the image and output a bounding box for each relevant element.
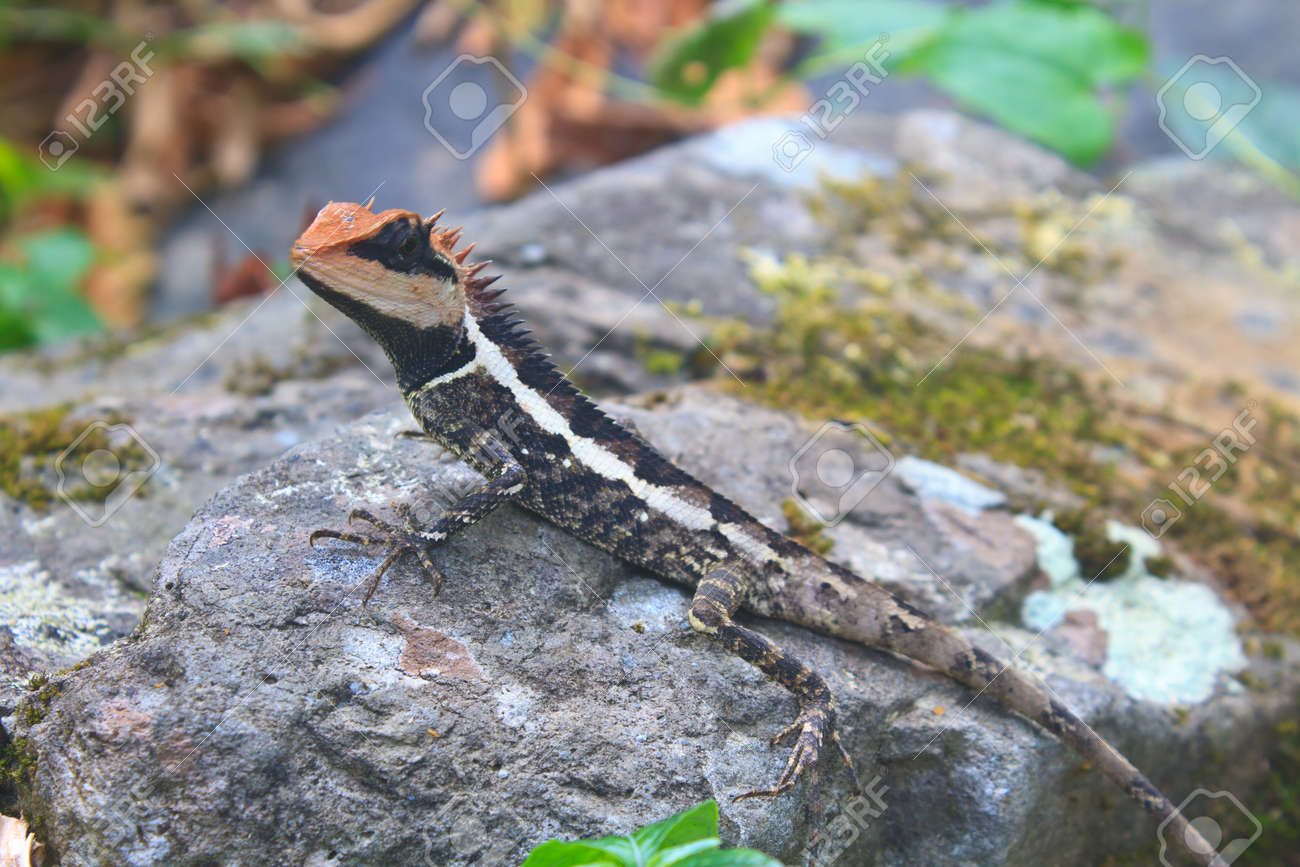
[290,201,480,386]
[290,200,466,331]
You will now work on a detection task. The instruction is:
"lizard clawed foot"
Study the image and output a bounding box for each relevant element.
[732,703,861,802]
[309,503,444,603]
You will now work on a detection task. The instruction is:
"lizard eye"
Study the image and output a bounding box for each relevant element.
[388,221,422,269]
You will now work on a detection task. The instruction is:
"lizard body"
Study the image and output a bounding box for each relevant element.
[290,201,1223,866]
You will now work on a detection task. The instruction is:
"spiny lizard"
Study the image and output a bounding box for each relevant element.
[290,201,1224,867]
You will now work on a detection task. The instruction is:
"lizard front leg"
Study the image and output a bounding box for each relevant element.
[689,563,860,801]
[310,432,525,602]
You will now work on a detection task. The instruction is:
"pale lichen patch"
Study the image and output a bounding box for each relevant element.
[1018,514,1246,705]
[0,560,130,660]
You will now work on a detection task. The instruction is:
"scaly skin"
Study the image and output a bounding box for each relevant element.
[291,201,1225,867]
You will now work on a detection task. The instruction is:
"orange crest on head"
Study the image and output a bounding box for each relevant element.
[290,201,468,331]
[292,201,422,264]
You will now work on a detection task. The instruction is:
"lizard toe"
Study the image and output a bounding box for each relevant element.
[733,704,844,802]
[311,510,442,601]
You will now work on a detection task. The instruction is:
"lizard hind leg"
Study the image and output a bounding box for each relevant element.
[688,563,862,804]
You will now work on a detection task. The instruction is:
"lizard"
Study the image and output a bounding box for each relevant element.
[289,200,1225,867]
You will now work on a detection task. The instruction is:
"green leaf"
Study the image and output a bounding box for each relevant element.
[518,840,625,867]
[519,802,785,867]
[0,229,101,346]
[937,0,1148,87]
[912,39,1113,163]
[904,0,1148,163]
[672,851,784,867]
[771,0,1147,162]
[646,839,722,866]
[650,1,773,105]
[631,801,719,854]
[22,228,96,290]
[0,303,37,352]
[776,0,947,65]
[0,136,99,219]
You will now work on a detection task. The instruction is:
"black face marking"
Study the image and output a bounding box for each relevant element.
[350,217,456,281]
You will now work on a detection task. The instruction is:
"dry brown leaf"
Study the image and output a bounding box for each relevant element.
[414,0,465,46]
[211,78,262,189]
[472,4,810,200]
[0,815,43,867]
[456,13,500,56]
[84,180,158,327]
[276,0,425,54]
[213,246,278,305]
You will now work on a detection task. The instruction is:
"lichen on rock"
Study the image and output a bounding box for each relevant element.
[1019,513,1247,704]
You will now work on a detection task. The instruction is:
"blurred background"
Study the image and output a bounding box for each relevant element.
[0,0,1296,336]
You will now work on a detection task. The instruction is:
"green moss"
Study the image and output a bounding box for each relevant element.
[0,735,37,808]
[642,349,686,376]
[1142,555,1174,578]
[1052,509,1129,581]
[1254,715,1300,861]
[714,252,1129,496]
[0,403,153,510]
[223,347,356,396]
[705,178,1300,636]
[808,172,1126,287]
[56,655,97,678]
[781,499,833,556]
[18,674,61,727]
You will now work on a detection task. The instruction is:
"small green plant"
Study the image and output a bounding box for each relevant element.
[0,137,102,352]
[0,228,101,351]
[520,801,781,867]
[649,0,1300,194]
[653,0,1146,165]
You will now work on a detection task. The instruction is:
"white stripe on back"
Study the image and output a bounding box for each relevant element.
[463,311,718,532]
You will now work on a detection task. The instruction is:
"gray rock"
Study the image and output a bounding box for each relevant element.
[4,106,1300,865]
[13,388,1299,867]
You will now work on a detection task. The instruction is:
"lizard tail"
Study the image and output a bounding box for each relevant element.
[850,589,1227,867]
